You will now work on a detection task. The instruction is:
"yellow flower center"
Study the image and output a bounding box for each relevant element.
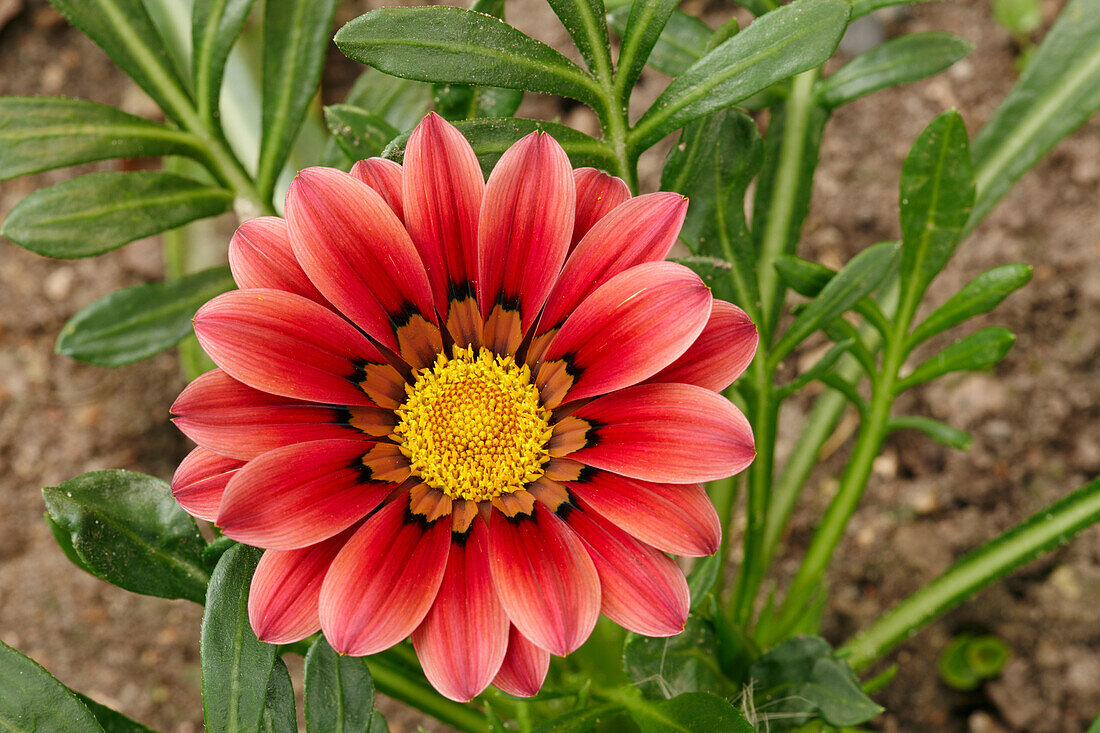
[393,346,552,502]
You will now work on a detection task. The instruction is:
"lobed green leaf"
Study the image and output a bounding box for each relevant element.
[0,642,105,732]
[898,326,1016,390]
[909,263,1032,347]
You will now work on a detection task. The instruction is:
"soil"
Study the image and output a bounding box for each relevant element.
[1,0,1097,731]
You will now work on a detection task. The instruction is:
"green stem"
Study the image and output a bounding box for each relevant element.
[709,472,739,597]
[597,95,639,193]
[368,657,489,733]
[841,476,1100,671]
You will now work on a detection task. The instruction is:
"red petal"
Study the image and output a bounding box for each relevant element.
[488,502,600,656]
[193,289,402,408]
[647,300,758,391]
[478,132,575,348]
[412,520,509,702]
[171,368,370,461]
[248,528,353,645]
[228,216,328,304]
[571,167,630,251]
[564,383,755,483]
[320,493,451,656]
[565,469,720,556]
[564,504,689,636]
[286,167,441,366]
[350,157,404,221]
[403,113,485,324]
[493,626,550,697]
[537,262,712,406]
[216,440,397,550]
[170,447,243,522]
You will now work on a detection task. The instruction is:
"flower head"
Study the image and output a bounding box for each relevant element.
[171,113,758,702]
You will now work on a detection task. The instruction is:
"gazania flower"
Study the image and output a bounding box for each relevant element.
[170,113,757,702]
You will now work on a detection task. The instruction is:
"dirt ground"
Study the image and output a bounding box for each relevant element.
[1,0,1097,731]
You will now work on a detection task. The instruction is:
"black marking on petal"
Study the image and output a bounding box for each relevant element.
[555,500,577,520]
[495,291,522,312]
[349,456,374,483]
[451,527,472,548]
[575,464,599,484]
[389,300,420,329]
[447,279,476,302]
[332,406,353,426]
[402,501,435,529]
[585,419,605,448]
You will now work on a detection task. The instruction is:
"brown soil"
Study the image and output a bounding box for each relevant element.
[1,0,1097,731]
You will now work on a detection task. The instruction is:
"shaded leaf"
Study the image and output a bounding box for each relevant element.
[888,415,972,450]
[628,692,754,733]
[909,263,1032,346]
[305,636,379,732]
[546,0,611,76]
[345,69,434,132]
[686,554,720,610]
[76,694,155,733]
[530,703,626,733]
[610,1,706,85]
[261,658,296,733]
[0,641,105,732]
[623,616,732,699]
[774,255,835,298]
[324,104,400,160]
[851,0,937,19]
[192,0,261,127]
[898,326,1016,389]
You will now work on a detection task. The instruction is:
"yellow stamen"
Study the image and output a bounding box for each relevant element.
[393,346,552,502]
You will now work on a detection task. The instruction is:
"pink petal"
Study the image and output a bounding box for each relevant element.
[248,528,353,645]
[403,113,485,339]
[564,468,720,556]
[557,383,755,483]
[170,447,243,522]
[350,157,404,221]
[412,519,509,702]
[536,262,712,407]
[488,502,600,656]
[647,300,758,391]
[216,440,397,550]
[478,132,575,353]
[285,167,441,367]
[193,289,404,408]
[564,504,689,636]
[571,168,630,251]
[493,626,550,697]
[227,216,328,304]
[171,368,376,461]
[320,493,451,656]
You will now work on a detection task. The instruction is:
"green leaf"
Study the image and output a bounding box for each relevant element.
[909,263,1032,346]
[750,636,883,729]
[76,694,155,732]
[384,117,615,173]
[627,692,754,733]
[778,338,855,398]
[261,658,297,733]
[610,1,706,86]
[816,32,971,108]
[304,636,380,732]
[57,266,236,367]
[323,104,400,161]
[770,242,900,366]
[969,0,1100,229]
[898,326,1016,390]
[898,110,974,305]
[1,171,233,258]
[661,109,762,313]
[47,0,193,126]
[888,415,972,450]
[937,634,1010,691]
[0,97,203,181]
[531,704,626,733]
[257,0,338,197]
[686,554,720,610]
[44,511,96,575]
[345,68,434,132]
[546,0,611,77]
[631,0,849,151]
[202,544,279,733]
[42,470,209,603]
[623,616,732,699]
[0,641,106,732]
[774,255,835,298]
[850,0,938,20]
[192,0,260,127]
[993,0,1042,34]
[335,7,601,108]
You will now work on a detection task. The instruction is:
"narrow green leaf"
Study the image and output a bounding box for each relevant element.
[76,695,156,733]
[899,326,1016,390]
[48,0,194,126]
[628,692,754,733]
[631,0,849,150]
[384,117,615,173]
[750,635,883,728]
[57,266,236,367]
[202,544,278,733]
[970,0,1100,228]
[778,338,854,398]
[335,7,602,108]
[0,97,203,181]
[344,68,434,132]
[304,637,378,732]
[774,255,835,298]
[909,263,1032,346]
[610,0,697,87]
[842,476,1100,672]
[817,32,971,108]
[0,642,106,732]
[260,658,296,733]
[622,617,732,699]
[42,470,209,603]
[899,110,974,304]
[686,554,720,610]
[323,104,400,161]
[888,415,972,450]
[770,241,900,365]
[1,171,233,258]
[257,0,338,196]
[851,0,938,20]
[192,0,260,128]
[546,0,611,77]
